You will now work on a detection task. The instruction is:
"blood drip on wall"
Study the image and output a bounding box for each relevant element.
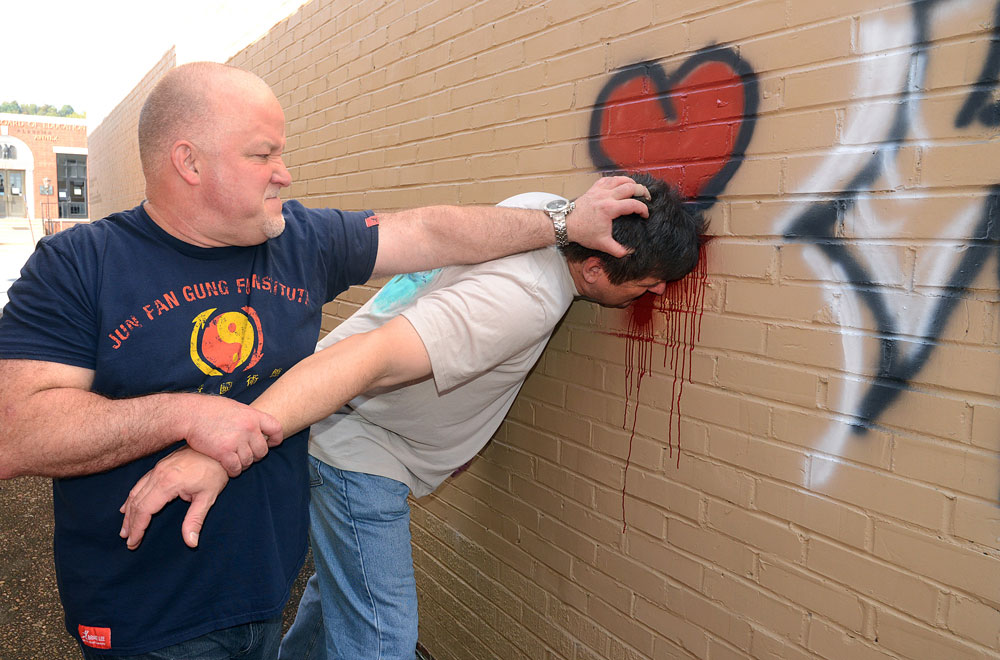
[619,242,708,531]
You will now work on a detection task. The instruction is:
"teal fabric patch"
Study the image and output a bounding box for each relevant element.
[372,269,441,315]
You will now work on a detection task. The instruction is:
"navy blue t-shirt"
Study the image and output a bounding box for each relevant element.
[0,201,377,654]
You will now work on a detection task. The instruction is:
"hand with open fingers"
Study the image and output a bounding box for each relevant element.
[119,447,229,550]
[566,175,652,257]
[180,394,283,477]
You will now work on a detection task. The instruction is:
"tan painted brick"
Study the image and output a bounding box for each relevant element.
[667,582,753,651]
[668,518,755,580]
[971,403,1000,451]
[750,625,816,660]
[764,324,874,373]
[826,376,971,442]
[925,38,995,93]
[779,242,911,287]
[760,558,865,632]
[634,596,709,659]
[707,427,810,487]
[517,82,579,119]
[609,491,667,540]
[520,608,576,659]
[543,44,608,88]
[675,383,771,437]
[724,280,837,324]
[729,199,804,237]
[536,458,600,509]
[593,422,665,472]
[751,104,844,157]
[673,453,757,508]
[490,3,548,47]
[913,241,1000,295]
[504,421,560,464]
[541,349,606,391]
[705,637,749,660]
[707,500,805,563]
[623,463,703,522]
[579,601,657,660]
[707,241,778,280]
[703,569,806,644]
[627,530,703,592]
[947,594,1000,651]
[875,606,993,660]
[756,480,870,549]
[893,435,1000,500]
[687,0,787,47]
[607,22,689,72]
[921,142,1000,188]
[547,599,613,656]
[953,494,1000,551]
[709,156,784,200]
[717,355,821,408]
[809,455,950,530]
[873,521,1000,606]
[695,313,767,355]
[783,52,914,110]
[806,617,898,660]
[742,20,853,75]
[559,440,626,490]
[595,545,670,608]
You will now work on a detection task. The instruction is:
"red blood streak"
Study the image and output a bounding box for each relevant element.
[618,242,709,532]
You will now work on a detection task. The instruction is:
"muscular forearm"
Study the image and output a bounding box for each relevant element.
[0,359,280,480]
[0,388,194,479]
[372,205,549,278]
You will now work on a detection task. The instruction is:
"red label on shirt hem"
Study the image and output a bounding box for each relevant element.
[79,625,112,649]
[365,215,379,227]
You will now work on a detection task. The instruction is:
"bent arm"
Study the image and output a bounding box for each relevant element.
[0,359,281,480]
[119,315,430,548]
[371,175,650,277]
[251,315,431,435]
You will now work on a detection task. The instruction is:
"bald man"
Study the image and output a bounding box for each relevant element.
[0,62,650,659]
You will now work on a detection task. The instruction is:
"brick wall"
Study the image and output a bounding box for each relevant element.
[92,1,999,658]
[87,48,176,221]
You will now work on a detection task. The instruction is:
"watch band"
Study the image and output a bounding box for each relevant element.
[546,200,574,249]
[552,213,569,248]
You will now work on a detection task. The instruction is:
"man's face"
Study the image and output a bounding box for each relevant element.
[197,89,292,246]
[590,274,667,308]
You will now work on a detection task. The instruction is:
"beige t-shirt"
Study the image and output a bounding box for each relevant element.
[308,194,578,496]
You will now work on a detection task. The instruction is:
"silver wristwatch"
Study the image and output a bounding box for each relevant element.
[544,198,574,249]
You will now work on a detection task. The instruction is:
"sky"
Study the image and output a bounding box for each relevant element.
[5,0,310,131]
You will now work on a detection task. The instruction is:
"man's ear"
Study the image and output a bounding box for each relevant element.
[581,256,606,284]
[169,140,201,185]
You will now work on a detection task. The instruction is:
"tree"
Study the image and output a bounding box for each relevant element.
[0,100,85,118]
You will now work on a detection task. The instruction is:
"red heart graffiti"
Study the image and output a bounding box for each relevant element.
[589,50,758,206]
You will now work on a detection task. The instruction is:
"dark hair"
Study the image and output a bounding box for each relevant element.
[562,172,707,284]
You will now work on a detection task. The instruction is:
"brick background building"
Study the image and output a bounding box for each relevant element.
[0,114,88,224]
[86,1,1000,659]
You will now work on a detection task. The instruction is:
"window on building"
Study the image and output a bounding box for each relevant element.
[57,153,88,218]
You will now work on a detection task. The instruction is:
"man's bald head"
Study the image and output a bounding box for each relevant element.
[138,62,273,179]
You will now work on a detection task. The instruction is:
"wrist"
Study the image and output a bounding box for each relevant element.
[543,198,574,249]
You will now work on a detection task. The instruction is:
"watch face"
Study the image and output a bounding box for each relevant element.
[545,199,569,213]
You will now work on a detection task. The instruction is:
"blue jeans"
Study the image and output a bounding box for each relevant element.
[278,458,417,660]
[279,456,417,660]
[78,616,281,659]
